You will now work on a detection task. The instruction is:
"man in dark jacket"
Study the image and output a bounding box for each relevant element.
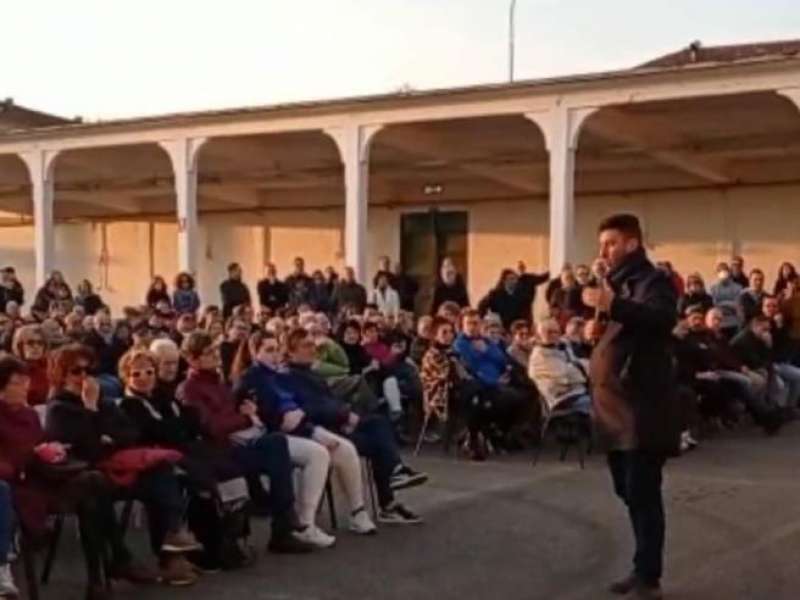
[0,267,24,312]
[331,267,367,315]
[477,269,535,328]
[256,263,288,314]
[220,263,252,320]
[583,214,680,599]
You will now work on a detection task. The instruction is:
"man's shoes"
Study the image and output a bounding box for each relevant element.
[159,555,199,587]
[608,574,662,598]
[267,533,314,554]
[377,502,422,525]
[389,465,428,491]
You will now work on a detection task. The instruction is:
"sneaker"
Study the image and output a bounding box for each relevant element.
[348,507,377,535]
[293,525,336,549]
[0,564,18,598]
[267,534,314,554]
[108,559,160,584]
[160,555,199,587]
[161,528,203,553]
[389,465,429,491]
[377,502,422,525]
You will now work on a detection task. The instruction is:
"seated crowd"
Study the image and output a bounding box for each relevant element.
[0,250,799,598]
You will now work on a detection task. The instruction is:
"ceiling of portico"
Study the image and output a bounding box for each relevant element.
[0,90,798,223]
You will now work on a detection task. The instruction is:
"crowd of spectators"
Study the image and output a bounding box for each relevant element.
[0,247,799,598]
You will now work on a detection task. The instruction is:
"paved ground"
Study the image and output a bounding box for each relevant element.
[26,421,800,600]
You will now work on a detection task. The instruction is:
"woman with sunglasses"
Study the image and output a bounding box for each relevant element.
[11,325,50,406]
[119,347,254,572]
[0,354,158,600]
[235,330,378,536]
[45,344,203,586]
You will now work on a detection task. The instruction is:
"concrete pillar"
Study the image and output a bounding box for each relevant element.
[159,138,207,275]
[19,149,60,288]
[324,124,382,284]
[778,88,800,112]
[526,107,596,274]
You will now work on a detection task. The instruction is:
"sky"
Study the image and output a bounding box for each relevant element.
[4,0,800,120]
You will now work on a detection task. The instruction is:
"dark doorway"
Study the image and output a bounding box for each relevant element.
[401,210,468,314]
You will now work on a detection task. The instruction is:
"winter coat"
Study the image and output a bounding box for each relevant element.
[588,248,681,456]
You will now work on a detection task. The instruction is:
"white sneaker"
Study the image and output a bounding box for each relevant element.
[293,525,336,549]
[0,564,19,598]
[348,508,377,535]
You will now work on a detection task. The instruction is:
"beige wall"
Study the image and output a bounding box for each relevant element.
[1,184,798,314]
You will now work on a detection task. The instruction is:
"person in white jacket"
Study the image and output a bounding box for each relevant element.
[371,273,401,318]
[528,318,591,414]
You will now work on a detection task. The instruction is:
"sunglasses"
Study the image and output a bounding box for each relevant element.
[69,366,89,376]
[131,369,155,378]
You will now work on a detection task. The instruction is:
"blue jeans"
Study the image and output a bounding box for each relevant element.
[0,481,12,564]
[775,363,800,408]
[230,433,296,536]
[348,415,401,507]
[608,451,667,585]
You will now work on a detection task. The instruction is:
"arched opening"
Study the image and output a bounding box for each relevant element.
[0,153,36,295]
[574,91,800,287]
[196,131,343,299]
[49,143,174,311]
[369,115,548,311]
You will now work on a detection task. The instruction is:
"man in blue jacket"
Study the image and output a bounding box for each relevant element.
[454,309,531,442]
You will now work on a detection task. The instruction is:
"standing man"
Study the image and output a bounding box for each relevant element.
[257,263,289,315]
[220,262,251,320]
[582,214,681,600]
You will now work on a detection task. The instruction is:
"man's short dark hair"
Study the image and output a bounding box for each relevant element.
[0,354,28,391]
[751,314,770,328]
[598,214,643,242]
[228,262,241,272]
[684,304,706,317]
[286,328,310,352]
[182,331,215,359]
[750,268,764,278]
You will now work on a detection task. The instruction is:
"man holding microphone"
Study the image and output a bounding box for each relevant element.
[582,214,682,600]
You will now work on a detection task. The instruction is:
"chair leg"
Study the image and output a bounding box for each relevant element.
[362,460,379,521]
[559,442,569,462]
[119,500,134,537]
[324,475,338,530]
[577,438,586,470]
[19,533,40,600]
[532,417,550,466]
[413,413,430,456]
[41,515,64,584]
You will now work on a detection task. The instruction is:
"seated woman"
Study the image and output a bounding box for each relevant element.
[421,317,493,461]
[0,354,156,600]
[282,328,428,524]
[118,346,254,570]
[528,319,592,416]
[44,344,202,587]
[235,330,377,536]
[11,324,49,406]
[178,332,314,555]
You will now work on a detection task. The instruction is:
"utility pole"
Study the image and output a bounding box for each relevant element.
[509,0,517,82]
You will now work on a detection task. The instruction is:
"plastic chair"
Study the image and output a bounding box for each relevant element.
[532,392,592,469]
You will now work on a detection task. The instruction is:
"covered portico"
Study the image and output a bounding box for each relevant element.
[1,44,800,311]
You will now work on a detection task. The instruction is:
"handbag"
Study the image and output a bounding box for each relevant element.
[99,447,183,488]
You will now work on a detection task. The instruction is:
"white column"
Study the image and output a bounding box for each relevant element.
[19,149,60,288]
[324,124,382,284]
[526,107,596,275]
[159,138,207,275]
[778,88,800,112]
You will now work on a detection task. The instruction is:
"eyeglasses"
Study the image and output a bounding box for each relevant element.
[24,339,45,347]
[69,365,89,376]
[131,369,155,378]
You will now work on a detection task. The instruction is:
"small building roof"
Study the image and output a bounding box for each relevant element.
[0,98,74,132]
[639,38,800,69]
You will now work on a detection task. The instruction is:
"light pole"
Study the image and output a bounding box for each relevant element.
[508,0,517,82]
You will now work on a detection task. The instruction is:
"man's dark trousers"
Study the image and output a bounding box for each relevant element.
[607,450,667,586]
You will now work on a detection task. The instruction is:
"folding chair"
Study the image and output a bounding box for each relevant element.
[532,392,592,469]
